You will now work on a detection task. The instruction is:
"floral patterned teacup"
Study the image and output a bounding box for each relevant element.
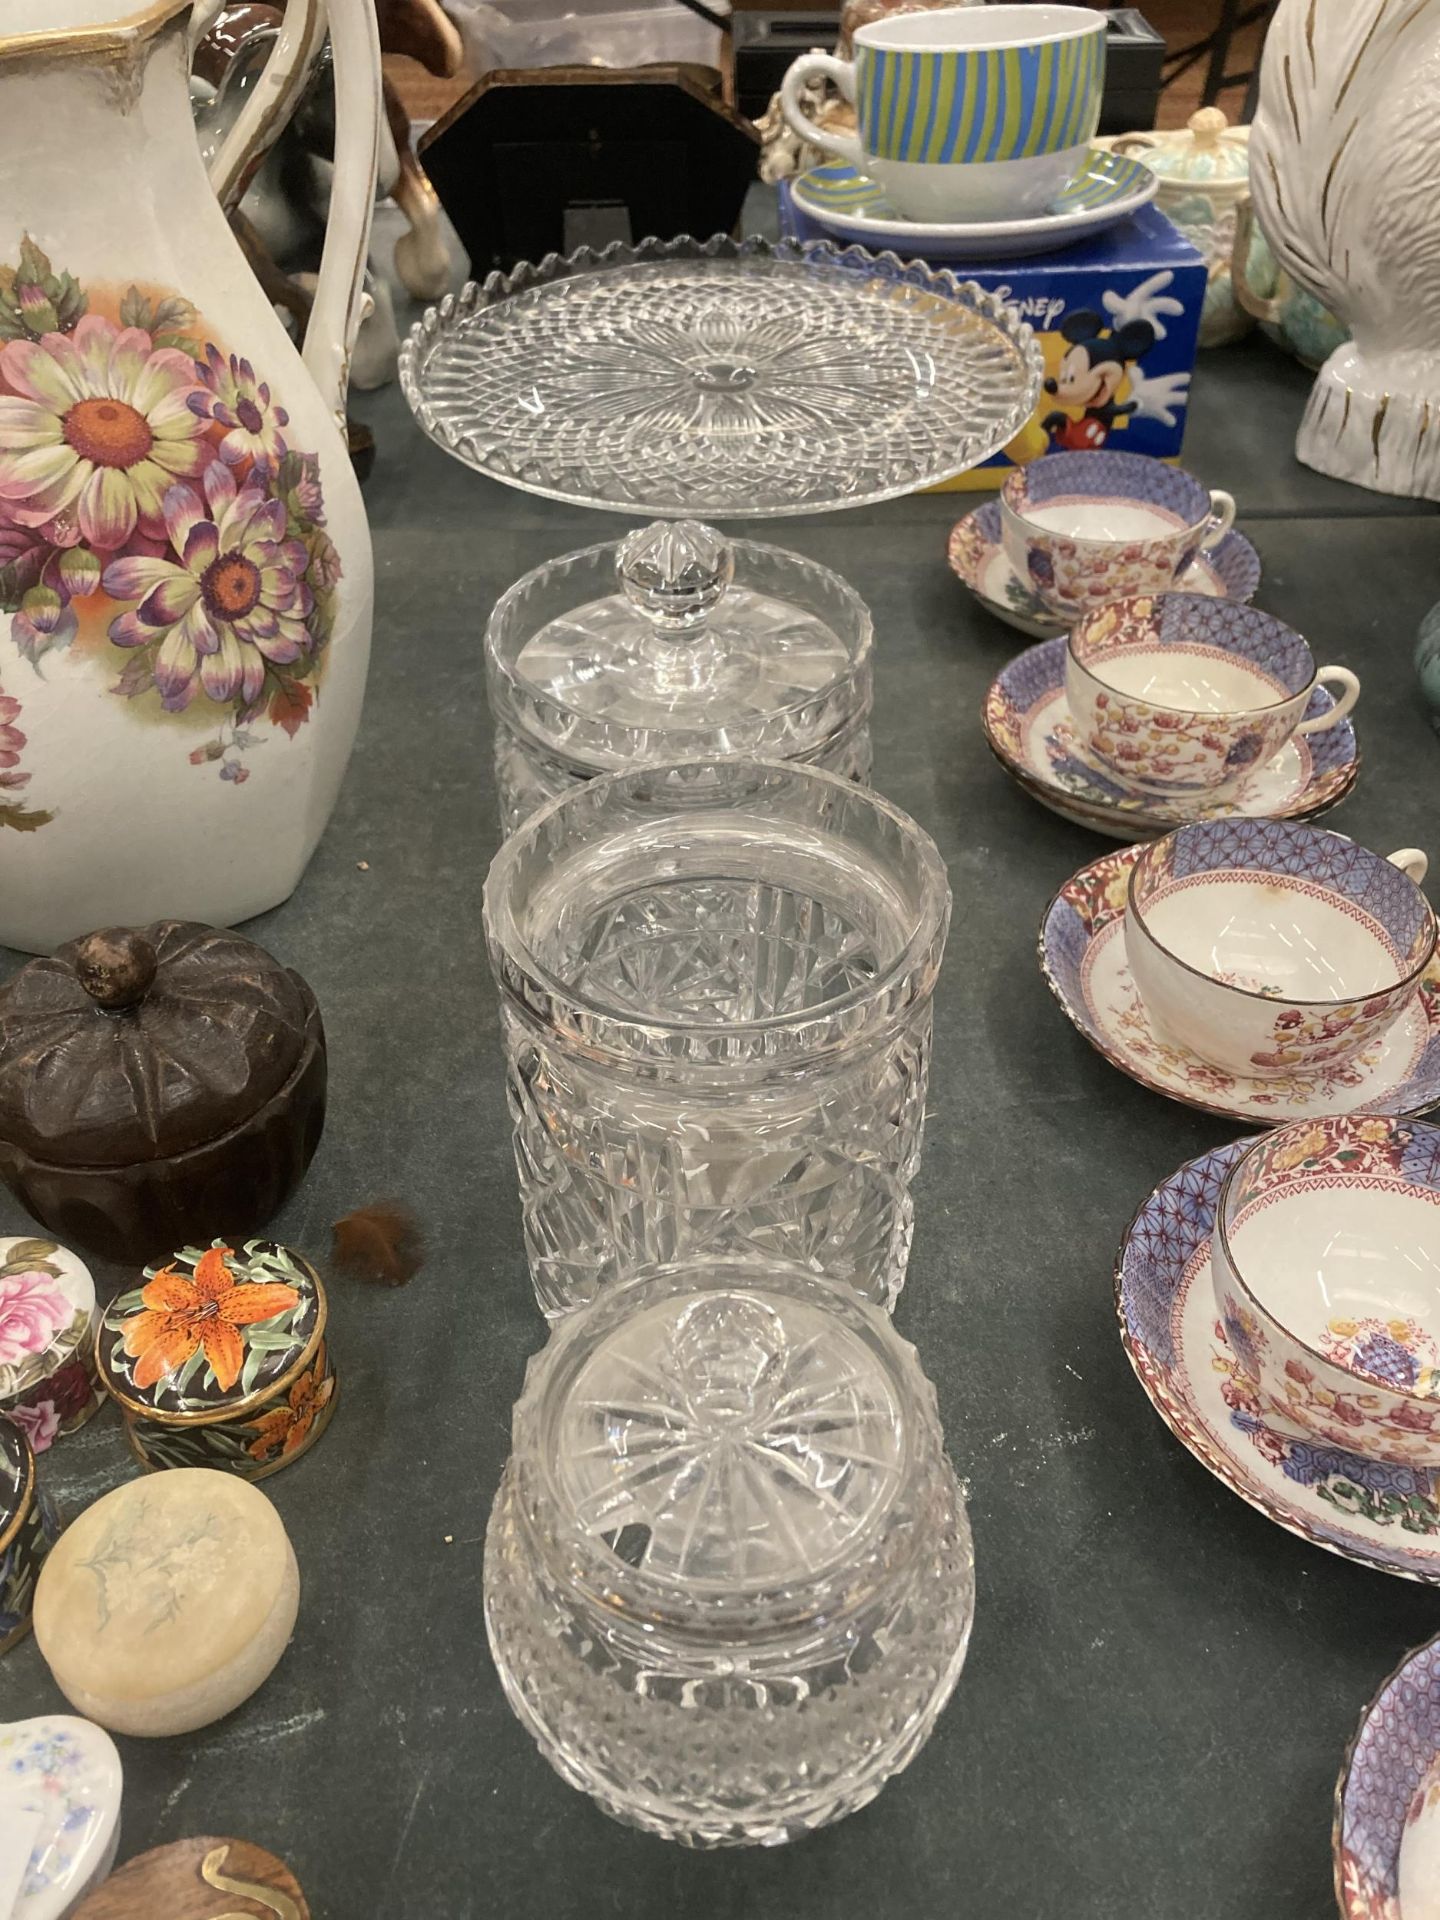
[1066,592,1360,795]
[1213,1115,1440,1469]
[1000,450,1236,620]
[1125,819,1435,1080]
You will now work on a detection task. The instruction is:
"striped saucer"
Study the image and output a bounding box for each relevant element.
[792,148,1157,261]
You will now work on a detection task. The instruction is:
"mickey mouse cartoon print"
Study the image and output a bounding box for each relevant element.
[1041,270,1194,453]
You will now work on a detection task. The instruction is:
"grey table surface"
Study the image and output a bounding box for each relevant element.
[3,329,1440,1920]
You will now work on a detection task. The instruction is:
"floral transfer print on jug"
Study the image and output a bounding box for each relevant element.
[0,673,45,831]
[0,236,342,800]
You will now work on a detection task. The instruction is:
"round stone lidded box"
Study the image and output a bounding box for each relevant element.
[0,1419,60,1658]
[33,1468,299,1736]
[0,1234,102,1453]
[487,518,874,832]
[95,1239,336,1480]
[0,922,326,1263]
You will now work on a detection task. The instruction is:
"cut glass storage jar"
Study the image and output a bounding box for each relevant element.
[483,759,950,1318]
[486,520,873,832]
[484,1257,976,1846]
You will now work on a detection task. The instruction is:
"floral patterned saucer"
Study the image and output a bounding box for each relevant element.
[1041,845,1440,1125]
[0,1715,122,1919]
[950,500,1261,640]
[983,637,1358,838]
[1336,1632,1440,1919]
[1117,1139,1440,1583]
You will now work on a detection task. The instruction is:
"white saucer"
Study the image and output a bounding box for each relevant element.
[949,499,1261,640]
[1117,1141,1440,1583]
[1041,843,1440,1125]
[983,638,1359,839]
[793,149,1159,260]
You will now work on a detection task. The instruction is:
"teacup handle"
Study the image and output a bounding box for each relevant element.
[1386,848,1429,884]
[1296,666,1361,734]
[780,53,864,168]
[1199,490,1237,551]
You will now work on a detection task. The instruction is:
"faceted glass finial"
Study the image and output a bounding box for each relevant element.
[616,520,735,635]
[554,1288,905,1588]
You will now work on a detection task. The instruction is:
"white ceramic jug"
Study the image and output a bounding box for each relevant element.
[0,0,380,951]
[1250,0,1440,499]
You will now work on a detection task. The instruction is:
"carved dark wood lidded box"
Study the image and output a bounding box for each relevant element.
[0,922,326,1262]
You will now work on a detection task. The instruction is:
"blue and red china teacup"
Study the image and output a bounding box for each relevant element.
[1124,819,1434,1081]
[1213,1115,1440,1469]
[1065,591,1360,796]
[1001,450,1236,620]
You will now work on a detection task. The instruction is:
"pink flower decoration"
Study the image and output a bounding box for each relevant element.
[0,689,28,788]
[0,314,208,551]
[189,343,289,466]
[103,460,314,711]
[0,1268,70,1367]
[1390,1400,1439,1433]
[5,1397,60,1452]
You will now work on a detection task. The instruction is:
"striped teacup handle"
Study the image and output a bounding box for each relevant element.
[780,54,864,169]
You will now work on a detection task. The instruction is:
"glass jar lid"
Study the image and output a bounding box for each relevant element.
[1127,107,1250,187]
[486,521,873,776]
[510,1258,950,1633]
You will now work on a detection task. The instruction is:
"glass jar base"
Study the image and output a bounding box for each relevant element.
[483,1462,974,1846]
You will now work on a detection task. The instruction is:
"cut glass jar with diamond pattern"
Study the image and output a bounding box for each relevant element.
[487,520,873,833]
[483,760,951,1318]
[484,1258,976,1846]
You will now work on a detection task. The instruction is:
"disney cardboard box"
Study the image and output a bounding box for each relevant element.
[776,189,1208,488]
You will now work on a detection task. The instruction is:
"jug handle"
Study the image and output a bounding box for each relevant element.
[1230,196,1283,325]
[206,0,330,215]
[205,0,382,424]
[300,0,383,424]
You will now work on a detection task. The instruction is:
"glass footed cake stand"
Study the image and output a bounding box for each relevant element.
[487,518,874,830]
[399,234,1041,518]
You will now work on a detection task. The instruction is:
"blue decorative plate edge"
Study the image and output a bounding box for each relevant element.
[1335,1630,1440,1917]
[1114,1141,1440,1584]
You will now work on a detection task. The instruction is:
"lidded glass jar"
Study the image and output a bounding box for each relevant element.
[484,1258,975,1846]
[483,759,950,1318]
[486,520,873,832]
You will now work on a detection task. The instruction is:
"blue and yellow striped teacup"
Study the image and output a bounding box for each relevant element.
[781,4,1107,225]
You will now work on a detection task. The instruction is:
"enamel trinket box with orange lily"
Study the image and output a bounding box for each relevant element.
[94,1238,337,1479]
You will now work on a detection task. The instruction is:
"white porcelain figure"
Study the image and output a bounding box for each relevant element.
[1250,0,1440,499]
[0,0,380,952]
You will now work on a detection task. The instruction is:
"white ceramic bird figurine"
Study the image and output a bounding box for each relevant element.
[1250,0,1440,498]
